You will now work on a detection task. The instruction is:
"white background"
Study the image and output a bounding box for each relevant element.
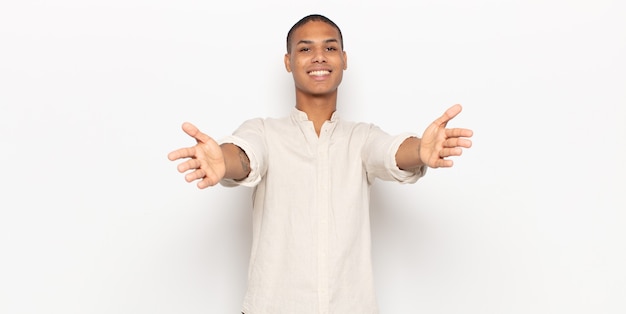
[1,0,625,313]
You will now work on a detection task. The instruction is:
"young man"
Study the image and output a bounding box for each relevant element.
[168,14,473,314]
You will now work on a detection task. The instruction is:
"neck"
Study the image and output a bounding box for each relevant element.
[295,91,337,135]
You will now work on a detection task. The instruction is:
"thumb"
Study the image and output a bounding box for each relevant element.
[433,104,462,127]
[182,122,212,144]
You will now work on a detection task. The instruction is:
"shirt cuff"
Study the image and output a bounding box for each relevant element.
[386,133,427,183]
[217,135,262,187]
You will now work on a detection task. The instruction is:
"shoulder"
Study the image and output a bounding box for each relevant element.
[337,118,383,134]
[233,114,293,133]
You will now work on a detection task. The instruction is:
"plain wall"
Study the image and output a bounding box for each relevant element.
[1,0,625,313]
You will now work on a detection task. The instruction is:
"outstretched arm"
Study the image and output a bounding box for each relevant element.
[167,122,251,189]
[396,104,473,170]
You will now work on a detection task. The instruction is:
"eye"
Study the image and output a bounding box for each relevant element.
[326,47,337,51]
[299,47,310,52]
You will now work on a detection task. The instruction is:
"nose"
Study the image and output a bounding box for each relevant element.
[312,48,327,63]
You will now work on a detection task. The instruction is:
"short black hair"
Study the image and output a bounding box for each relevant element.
[286,14,344,53]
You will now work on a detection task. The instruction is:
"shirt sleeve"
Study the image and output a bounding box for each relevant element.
[217,118,267,188]
[362,126,427,184]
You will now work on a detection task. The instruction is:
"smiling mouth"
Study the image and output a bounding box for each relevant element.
[308,70,331,76]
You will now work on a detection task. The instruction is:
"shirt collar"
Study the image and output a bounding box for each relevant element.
[291,107,340,122]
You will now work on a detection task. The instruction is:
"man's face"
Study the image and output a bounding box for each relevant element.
[284,21,348,97]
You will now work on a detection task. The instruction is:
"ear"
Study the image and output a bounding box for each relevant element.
[284,53,292,73]
[342,51,348,70]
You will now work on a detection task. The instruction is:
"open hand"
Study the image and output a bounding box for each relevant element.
[167,122,226,188]
[419,104,473,168]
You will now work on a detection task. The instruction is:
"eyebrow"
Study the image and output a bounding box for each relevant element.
[296,38,339,45]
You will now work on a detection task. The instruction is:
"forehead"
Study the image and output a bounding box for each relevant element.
[292,21,341,43]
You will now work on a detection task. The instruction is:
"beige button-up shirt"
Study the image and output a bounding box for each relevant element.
[220,108,425,314]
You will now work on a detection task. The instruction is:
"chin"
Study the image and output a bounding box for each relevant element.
[296,86,338,97]
[310,89,338,97]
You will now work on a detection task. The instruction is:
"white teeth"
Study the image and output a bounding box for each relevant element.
[309,70,330,76]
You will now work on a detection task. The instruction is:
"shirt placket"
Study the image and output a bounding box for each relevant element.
[317,124,331,314]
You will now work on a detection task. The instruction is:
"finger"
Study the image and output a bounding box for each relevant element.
[197,178,210,189]
[185,169,205,183]
[432,158,454,168]
[439,147,463,158]
[445,127,473,139]
[177,159,201,173]
[433,104,463,127]
[182,122,212,144]
[198,174,220,189]
[443,138,473,149]
[168,147,197,161]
